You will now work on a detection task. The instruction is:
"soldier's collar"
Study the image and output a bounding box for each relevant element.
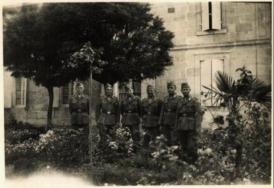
[76,94,83,98]
[183,95,191,101]
[168,94,177,98]
[105,95,113,99]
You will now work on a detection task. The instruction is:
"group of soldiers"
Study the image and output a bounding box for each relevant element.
[69,81,203,163]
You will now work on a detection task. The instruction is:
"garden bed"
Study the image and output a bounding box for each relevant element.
[5,117,271,185]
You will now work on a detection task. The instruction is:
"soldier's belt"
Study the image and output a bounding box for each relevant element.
[164,109,175,113]
[144,112,156,115]
[124,111,137,114]
[72,109,88,113]
[178,113,194,117]
[102,111,115,115]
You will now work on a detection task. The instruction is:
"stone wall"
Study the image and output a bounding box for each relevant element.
[4,2,271,128]
[148,2,271,99]
[5,78,101,127]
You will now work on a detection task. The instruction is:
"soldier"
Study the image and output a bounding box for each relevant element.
[141,85,162,148]
[96,83,120,146]
[120,85,141,151]
[69,82,89,129]
[158,81,181,145]
[176,82,202,163]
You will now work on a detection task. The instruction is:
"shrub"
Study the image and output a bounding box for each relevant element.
[5,126,89,175]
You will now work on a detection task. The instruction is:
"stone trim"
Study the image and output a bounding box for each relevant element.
[172,38,271,51]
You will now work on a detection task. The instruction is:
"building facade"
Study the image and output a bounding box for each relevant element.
[3,2,272,127]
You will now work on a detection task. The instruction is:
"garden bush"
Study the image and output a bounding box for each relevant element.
[5,105,271,185]
[5,126,89,174]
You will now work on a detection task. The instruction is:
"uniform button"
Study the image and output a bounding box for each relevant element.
[107,111,111,114]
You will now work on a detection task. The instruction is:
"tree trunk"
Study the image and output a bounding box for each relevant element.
[89,70,93,165]
[46,86,54,130]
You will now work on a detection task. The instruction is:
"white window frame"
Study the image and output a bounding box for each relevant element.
[4,70,14,108]
[194,53,230,107]
[53,87,60,108]
[61,83,73,106]
[14,77,27,108]
[197,2,227,35]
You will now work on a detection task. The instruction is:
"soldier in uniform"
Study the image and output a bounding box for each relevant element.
[158,81,182,145]
[141,85,162,148]
[120,85,141,151]
[69,82,89,129]
[96,83,120,146]
[176,82,202,163]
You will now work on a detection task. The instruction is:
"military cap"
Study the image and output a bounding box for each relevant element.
[104,83,113,89]
[75,82,84,88]
[167,81,176,88]
[181,82,190,89]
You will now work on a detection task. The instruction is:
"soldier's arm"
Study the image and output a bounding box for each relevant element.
[157,99,163,115]
[137,97,142,117]
[140,99,145,118]
[86,96,90,114]
[115,98,120,125]
[158,99,165,126]
[175,99,181,128]
[194,98,202,132]
[95,98,102,122]
[69,98,73,113]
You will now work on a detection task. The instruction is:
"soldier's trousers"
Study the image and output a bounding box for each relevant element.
[98,124,115,148]
[125,124,140,150]
[162,124,177,145]
[177,130,198,163]
[143,127,159,147]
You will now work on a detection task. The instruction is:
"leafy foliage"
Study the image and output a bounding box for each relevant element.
[202,66,271,109]
[4,3,174,126]
[4,3,174,85]
[5,120,271,184]
[202,66,271,182]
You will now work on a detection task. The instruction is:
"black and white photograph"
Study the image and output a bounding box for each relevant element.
[2,0,273,186]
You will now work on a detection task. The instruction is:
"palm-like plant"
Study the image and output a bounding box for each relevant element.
[203,66,271,111]
[202,66,271,179]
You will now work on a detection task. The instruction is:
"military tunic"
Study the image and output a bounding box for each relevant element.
[69,94,89,128]
[141,98,162,147]
[158,95,182,145]
[176,96,202,163]
[96,96,120,144]
[120,95,141,148]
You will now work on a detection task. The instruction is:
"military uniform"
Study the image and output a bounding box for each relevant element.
[159,95,182,145]
[120,95,141,149]
[141,97,162,147]
[69,94,89,128]
[176,95,201,163]
[96,95,120,144]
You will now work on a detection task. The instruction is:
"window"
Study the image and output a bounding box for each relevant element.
[118,82,128,102]
[201,2,222,31]
[62,83,72,104]
[4,71,13,108]
[15,77,27,107]
[132,80,141,97]
[168,7,175,13]
[200,58,224,106]
[53,87,60,108]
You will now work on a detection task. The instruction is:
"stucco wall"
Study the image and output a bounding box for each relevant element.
[148,2,271,99]
[5,79,101,127]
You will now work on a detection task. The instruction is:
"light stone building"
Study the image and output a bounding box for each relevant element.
[3,2,272,127]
